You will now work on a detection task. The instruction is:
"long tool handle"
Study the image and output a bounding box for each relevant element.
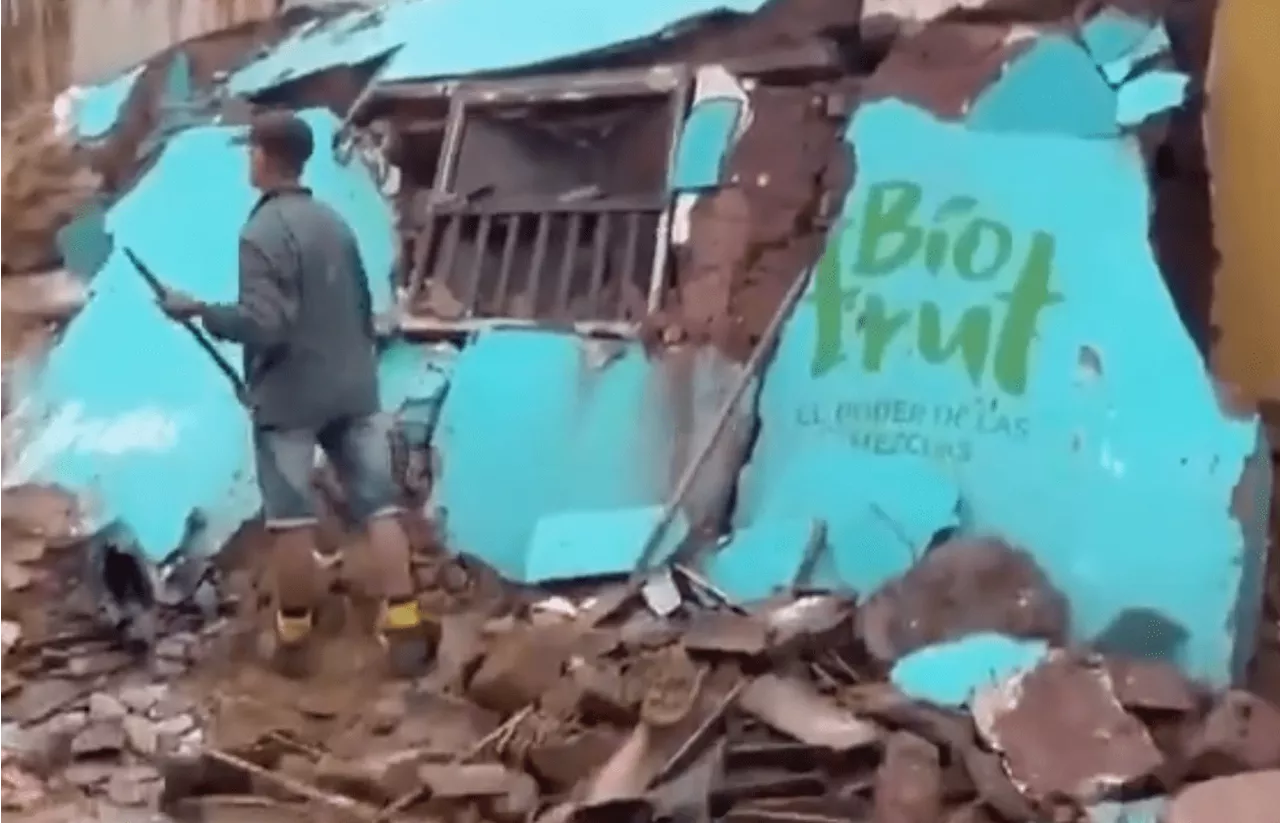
[123,247,249,404]
[630,265,812,577]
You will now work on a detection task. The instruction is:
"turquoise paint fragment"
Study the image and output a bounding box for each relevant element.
[229,0,770,95]
[378,342,454,470]
[1102,24,1172,85]
[431,331,754,582]
[1085,797,1167,823]
[524,505,690,582]
[158,52,204,135]
[1080,8,1156,66]
[378,340,456,447]
[670,98,743,191]
[1115,70,1190,127]
[74,65,145,139]
[162,52,195,110]
[379,341,454,415]
[735,444,959,595]
[703,517,819,601]
[55,201,113,280]
[740,96,1263,686]
[10,110,396,563]
[968,35,1118,136]
[890,633,1049,708]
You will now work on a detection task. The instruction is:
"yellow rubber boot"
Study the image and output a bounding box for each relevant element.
[377,598,438,678]
[271,609,317,679]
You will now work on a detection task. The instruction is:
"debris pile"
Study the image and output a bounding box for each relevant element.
[1,485,85,661]
[2,631,217,819]
[0,104,99,275]
[142,539,1280,823]
[0,485,221,817]
[3,677,204,810]
[1,490,1277,822]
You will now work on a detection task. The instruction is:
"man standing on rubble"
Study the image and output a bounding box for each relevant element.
[155,111,430,679]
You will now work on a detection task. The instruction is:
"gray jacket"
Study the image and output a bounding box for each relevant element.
[203,188,380,430]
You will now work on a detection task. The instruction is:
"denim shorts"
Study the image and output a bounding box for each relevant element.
[253,413,400,529]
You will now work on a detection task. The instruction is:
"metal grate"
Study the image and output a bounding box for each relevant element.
[398,67,689,329]
[409,194,663,323]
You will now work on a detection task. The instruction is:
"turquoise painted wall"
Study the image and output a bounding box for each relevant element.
[6,110,426,562]
[431,331,753,582]
[734,90,1262,685]
[24,7,1268,690]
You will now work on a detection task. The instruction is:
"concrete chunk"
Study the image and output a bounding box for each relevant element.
[739,673,879,751]
[972,651,1163,804]
[1163,771,1280,823]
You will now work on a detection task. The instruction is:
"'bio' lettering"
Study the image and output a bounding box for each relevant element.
[810,180,1063,396]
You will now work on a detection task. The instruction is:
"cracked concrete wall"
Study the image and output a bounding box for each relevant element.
[420,8,1267,689]
[428,332,757,582]
[731,13,1267,687]
[4,110,413,563]
[24,0,1269,689]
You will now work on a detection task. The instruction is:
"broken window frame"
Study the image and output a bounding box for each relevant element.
[397,65,691,335]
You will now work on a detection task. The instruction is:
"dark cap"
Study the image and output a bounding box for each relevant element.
[236,110,314,173]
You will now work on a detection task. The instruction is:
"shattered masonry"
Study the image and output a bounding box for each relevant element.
[3,0,1280,820]
[6,0,1269,682]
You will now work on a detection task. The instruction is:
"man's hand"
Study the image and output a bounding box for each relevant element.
[157,287,206,321]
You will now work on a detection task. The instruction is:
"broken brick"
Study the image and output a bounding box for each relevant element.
[418,762,519,799]
[972,651,1163,804]
[739,674,879,751]
[759,595,854,656]
[683,611,770,657]
[482,770,540,823]
[9,678,79,726]
[639,646,705,728]
[858,537,1069,663]
[427,613,487,690]
[528,727,625,791]
[573,660,640,725]
[468,624,575,714]
[872,731,943,823]
[583,724,654,805]
[70,721,125,759]
[1104,656,1200,714]
[1165,770,1280,823]
[105,765,162,807]
[393,690,499,754]
[942,803,1002,823]
[1184,690,1280,775]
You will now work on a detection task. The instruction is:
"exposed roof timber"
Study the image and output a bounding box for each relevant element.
[369,42,842,105]
[396,315,642,340]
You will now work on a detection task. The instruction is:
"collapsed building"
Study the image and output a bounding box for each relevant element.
[4,0,1270,682]
[2,2,1279,816]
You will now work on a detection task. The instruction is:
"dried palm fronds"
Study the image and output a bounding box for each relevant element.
[1,103,101,274]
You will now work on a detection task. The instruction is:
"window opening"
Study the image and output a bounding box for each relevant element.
[402,68,688,328]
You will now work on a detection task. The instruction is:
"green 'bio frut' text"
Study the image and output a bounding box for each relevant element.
[810,180,1063,396]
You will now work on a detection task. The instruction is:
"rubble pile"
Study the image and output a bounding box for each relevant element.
[0,614,217,814]
[0,485,220,817]
[142,539,1280,823]
[1,491,1278,822]
[2,416,1275,820]
[2,674,205,812]
[0,104,99,275]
